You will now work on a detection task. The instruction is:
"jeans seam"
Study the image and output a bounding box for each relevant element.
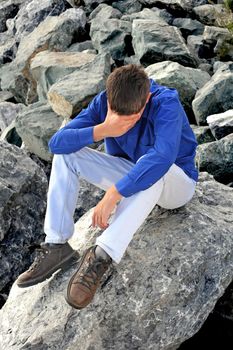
[58,168,72,242]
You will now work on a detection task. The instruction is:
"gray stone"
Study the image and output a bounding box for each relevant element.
[0,0,23,33]
[193,4,232,26]
[196,133,233,183]
[30,50,97,101]
[138,0,209,14]
[192,67,233,125]
[47,53,111,118]
[0,172,233,349]
[191,124,215,144]
[132,19,198,67]
[15,102,63,161]
[0,140,48,301]
[67,40,95,52]
[12,0,71,42]
[4,8,87,104]
[207,110,233,140]
[0,35,17,64]
[172,18,204,39]
[121,7,172,24]
[0,90,14,103]
[0,119,22,147]
[203,26,233,61]
[89,3,122,21]
[145,60,210,120]
[112,0,142,14]
[0,101,23,134]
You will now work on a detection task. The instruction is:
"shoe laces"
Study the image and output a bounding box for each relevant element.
[28,246,48,272]
[74,254,111,290]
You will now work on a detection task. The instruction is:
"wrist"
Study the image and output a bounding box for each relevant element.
[93,123,109,142]
[105,185,123,203]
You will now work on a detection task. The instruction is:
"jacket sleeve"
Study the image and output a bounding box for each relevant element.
[114,94,183,197]
[48,93,101,154]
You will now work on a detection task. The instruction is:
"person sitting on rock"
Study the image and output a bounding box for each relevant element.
[16,64,198,310]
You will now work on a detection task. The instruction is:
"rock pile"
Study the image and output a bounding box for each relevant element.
[0,0,233,348]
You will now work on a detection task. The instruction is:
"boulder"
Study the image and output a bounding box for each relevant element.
[89,3,122,21]
[112,0,142,14]
[30,50,97,101]
[203,25,233,61]
[191,124,215,144]
[0,119,22,147]
[192,66,233,125]
[0,172,233,350]
[0,90,14,103]
[47,53,111,118]
[0,0,23,33]
[138,0,209,15]
[121,7,173,24]
[12,0,71,42]
[145,60,210,122]
[207,110,233,140]
[89,6,132,61]
[0,101,23,134]
[172,18,204,40]
[193,4,232,27]
[3,8,87,104]
[196,133,233,184]
[0,140,48,305]
[132,19,198,67]
[15,102,63,161]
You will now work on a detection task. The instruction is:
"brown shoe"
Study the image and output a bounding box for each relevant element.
[16,242,79,288]
[65,245,112,309]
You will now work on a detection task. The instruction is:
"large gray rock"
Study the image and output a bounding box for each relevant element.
[172,17,204,39]
[203,25,233,61]
[193,4,231,26]
[196,133,233,184]
[132,19,198,67]
[192,65,233,125]
[2,8,87,104]
[15,102,63,161]
[191,124,215,144]
[0,140,48,303]
[121,7,173,24]
[138,0,209,14]
[30,50,97,101]
[12,0,71,42]
[207,110,233,140]
[47,53,111,118]
[0,172,233,349]
[89,3,122,21]
[145,60,210,121]
[0,0,23,33]
[112,0,142,14]
[0,102,23,134]
[90,6,131,61]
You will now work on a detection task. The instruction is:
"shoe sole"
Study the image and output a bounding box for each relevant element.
[65,247,93,309]
[17,251,80,288]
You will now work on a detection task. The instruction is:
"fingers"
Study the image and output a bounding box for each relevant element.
[92,208,109,230]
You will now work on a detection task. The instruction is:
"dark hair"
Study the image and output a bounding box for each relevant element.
[106,64,150,115]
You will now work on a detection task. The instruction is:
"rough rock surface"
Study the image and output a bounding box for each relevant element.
[0,101,23,134]
[47,53,111,118]
[15,102,63,161]
[207,109,233,140]
[0,140,48,304]
[191,124,215,144]
[30,50,97,101]
[0,172,233,350]
[132,18,198,67]
[192,65,233,125]
[145,60,210,122]
[196,133,233,184]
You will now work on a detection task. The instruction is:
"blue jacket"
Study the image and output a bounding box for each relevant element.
[48,78,199,197]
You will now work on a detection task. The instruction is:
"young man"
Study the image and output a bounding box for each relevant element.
[16,64,198,309]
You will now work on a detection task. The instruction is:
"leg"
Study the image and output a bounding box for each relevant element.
[96,163,196,263]
[43,146,135,243]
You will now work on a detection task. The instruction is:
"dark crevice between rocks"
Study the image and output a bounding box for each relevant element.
[179,279,233,349]
[140,2,189,19]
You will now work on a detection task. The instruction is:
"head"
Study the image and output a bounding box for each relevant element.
[106,64,151,118]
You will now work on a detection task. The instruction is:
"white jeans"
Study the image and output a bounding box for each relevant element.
[44,146,197,263]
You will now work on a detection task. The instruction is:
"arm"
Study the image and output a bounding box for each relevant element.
[114,94,183,197]
[48,93,102,154]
